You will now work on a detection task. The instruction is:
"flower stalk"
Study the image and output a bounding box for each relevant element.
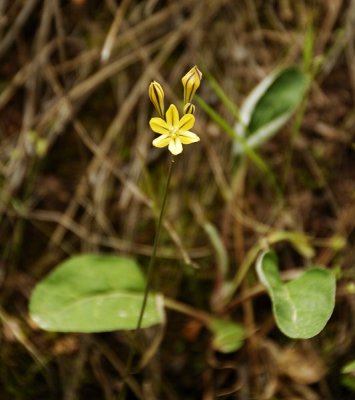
[119,66,202,398]
[119,156,174,399]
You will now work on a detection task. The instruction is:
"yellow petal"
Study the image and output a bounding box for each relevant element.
[149,117,169,134]
[168,137,183,155]
[152,134,170,148]
[178,114,195,131]
[179,131,200,144]
[165,104,179,128]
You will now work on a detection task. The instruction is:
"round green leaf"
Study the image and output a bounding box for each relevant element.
[29,254,164,332]
[208,318,245,353]
[256,251,336,339]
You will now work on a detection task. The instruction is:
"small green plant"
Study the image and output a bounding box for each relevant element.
[29,64,337,398]
[29,66,245,398]
[195,63,336,340]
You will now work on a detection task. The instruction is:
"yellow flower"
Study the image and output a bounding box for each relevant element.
[181,66,202,105]
[149,104,200,155]
[148,81,165,117]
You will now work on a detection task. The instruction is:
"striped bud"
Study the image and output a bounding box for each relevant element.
[181,66,202,105]
[183,102,195,115]
[149,81,165,117]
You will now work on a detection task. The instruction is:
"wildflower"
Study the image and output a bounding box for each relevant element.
[181,66,202,105]
[149,81,165,117]
[150,104,200,155]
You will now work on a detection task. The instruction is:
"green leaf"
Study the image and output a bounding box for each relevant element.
[256,251,335,339]
[342,360,355,374]
[234,66,309,154]
[208,318,245,353]
[29,254,164,332]
[341,360,355,392]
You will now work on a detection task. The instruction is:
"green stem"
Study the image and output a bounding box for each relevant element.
[163,297,210,325]
[118,155,175,399]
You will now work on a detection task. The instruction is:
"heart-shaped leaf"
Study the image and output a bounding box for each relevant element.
[29,254,164,332]
[234,66,309,154]
[256,251,335,339]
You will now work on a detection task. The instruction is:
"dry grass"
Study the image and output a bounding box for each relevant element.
[0,0,354,399]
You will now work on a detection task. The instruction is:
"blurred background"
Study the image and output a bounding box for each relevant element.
[0,0,354,399]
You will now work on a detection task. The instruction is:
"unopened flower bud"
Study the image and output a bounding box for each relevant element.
[181,66,202,105]
[183,102,195,115]
[149,81,165,117]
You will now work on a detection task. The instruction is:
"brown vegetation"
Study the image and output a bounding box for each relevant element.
[0,0,354,399]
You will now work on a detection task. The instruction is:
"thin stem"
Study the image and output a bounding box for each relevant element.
[118,155,175,399]
[136,156,174,331]
[163,297,210,325]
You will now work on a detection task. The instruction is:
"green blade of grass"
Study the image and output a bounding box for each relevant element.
[201,68,243,124]
[196,95,281,197]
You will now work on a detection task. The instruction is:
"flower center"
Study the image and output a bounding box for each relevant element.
[170,127,178,138]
